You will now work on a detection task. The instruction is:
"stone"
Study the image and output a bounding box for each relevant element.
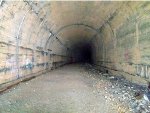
[143,92,150,102]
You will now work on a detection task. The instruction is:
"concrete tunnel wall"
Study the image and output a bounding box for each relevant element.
[0,1,150,84]
[0,1,72,84]
[91,2,150,83]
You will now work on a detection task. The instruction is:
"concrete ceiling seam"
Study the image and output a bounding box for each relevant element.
[45,30,70,52]
[23,0,54,51]
[16,8,31,79]
[46,23,102,50]
[54,23,100,35]
[90,2,133,43]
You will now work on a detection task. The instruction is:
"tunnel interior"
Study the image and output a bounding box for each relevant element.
[0,1,150,85]
[1,1,150,112]
[77,43,92,63]
[71,42,93,63]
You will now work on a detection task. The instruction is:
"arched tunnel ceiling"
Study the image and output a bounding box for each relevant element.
[1,1,150,83]
[0,1,142,56]
[31,1,123,50]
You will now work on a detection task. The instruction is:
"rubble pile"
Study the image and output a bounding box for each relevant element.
[83,63,150,113]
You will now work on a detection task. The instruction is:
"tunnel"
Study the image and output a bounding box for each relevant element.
[0,1,150,112]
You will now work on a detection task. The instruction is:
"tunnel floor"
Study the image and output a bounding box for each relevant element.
[0,64,142,113]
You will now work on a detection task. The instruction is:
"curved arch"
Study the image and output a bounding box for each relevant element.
[45,23,101,49]
[55,23,100,35]
[16,8,31,78]
[24,1,51,50]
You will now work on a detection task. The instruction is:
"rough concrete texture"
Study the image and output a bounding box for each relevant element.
[0,1,150,87]
[0,1,72,84]
[0,64,132,113]
[92,2,150,81]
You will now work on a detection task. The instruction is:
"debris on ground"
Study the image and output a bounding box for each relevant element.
[0,63,150,113]
[83,63,150,113]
